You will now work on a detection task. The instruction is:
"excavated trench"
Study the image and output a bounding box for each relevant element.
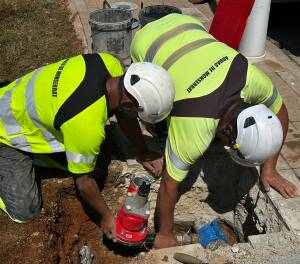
[0,128,287,264]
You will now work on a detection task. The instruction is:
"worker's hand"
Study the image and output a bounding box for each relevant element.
[261,167,297,199]
[101,213,117,242]
[139,150,163,178]
[154,232,177,249]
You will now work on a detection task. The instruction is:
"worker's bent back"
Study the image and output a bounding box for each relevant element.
[0,53,123,174]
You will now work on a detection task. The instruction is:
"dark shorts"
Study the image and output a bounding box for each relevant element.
[0,143,41,222]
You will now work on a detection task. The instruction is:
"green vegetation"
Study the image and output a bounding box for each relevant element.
[0,0,82,82]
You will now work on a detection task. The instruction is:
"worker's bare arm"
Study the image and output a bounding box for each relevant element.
[154,168,178,249]
[73,173,116,241]
[115,114,163,177]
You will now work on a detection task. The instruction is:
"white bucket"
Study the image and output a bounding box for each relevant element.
[238,0,271,60]
[109,1,138,13]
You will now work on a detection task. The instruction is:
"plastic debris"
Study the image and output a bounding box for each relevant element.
[79,245,93,264]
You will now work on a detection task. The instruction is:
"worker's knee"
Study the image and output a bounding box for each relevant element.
[2,194,41,223]
[14,199,41,223]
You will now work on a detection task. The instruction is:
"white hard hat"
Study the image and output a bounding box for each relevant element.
[229,104,283,167]
[124,62,175,123]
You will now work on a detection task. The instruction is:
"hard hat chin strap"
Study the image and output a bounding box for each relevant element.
[219,127,244,159]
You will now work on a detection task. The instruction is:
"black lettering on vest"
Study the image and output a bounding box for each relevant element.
[172,54,248,118]
[187,70,210,93]
[52,59,69,97]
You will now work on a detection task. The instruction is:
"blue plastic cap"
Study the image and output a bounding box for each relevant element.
[197,220,228,248]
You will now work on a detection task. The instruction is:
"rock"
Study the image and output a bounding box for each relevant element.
[231,246,239,253]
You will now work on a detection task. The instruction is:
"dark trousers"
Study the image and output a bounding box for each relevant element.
[0,143,41,222]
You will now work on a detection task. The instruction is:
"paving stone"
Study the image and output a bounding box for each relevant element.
[72,14,89,52]
[255,59,284,74]
[272,196,300,233]
[292,121,300,131]
[68,0,78,14]
[268,73,300,122]
[195,2,214,18]
[86,0,101,9]
[281,140,300,169]
[277,71,300,97]
[73,0,88,9]
[266,40,292,64]
[294,168,300,180]
[276,154,290,170]
[180,7,209,23]
[285,122,300,141]
[267,169,300,201]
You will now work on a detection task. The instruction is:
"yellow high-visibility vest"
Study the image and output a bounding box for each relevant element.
[0,53,123,174]
[131,14,282,182]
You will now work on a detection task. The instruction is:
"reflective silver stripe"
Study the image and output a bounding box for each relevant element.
[25,68,63,152]
[0,78,32,151]
[0,78,23,135]
[162,38,217,70]
[10,135,32,152]
[144,23,206,62]
[166,139,190,171]
[66,150,96,164]
[264,87,278,107]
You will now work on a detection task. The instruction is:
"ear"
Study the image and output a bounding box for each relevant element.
[226,124,234,134]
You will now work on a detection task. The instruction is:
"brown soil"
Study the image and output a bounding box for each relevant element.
[0,127,142,264]
[0,162,135,264]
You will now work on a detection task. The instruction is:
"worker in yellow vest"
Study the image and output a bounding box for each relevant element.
[0,53,175,241]
[130,14,297,248]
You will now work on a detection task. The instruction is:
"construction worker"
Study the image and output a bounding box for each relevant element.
[0,52,175,242]
[130,14,298,248]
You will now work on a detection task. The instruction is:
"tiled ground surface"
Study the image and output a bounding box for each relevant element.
[68,0,300,235]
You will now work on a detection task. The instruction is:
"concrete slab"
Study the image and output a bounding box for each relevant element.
[248,231,299,250]
[271,196,300,233]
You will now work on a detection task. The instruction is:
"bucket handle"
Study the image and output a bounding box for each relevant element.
[103,0,111,9]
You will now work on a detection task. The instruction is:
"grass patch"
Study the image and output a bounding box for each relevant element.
[0,0,83,82]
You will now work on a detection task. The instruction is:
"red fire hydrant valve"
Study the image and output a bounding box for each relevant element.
[114,176,151,246]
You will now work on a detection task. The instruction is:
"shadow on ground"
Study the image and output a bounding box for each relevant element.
[178,139,259,214]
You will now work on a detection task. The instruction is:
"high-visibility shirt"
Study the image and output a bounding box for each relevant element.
[131,14,282,182]
[0,53,123,174]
